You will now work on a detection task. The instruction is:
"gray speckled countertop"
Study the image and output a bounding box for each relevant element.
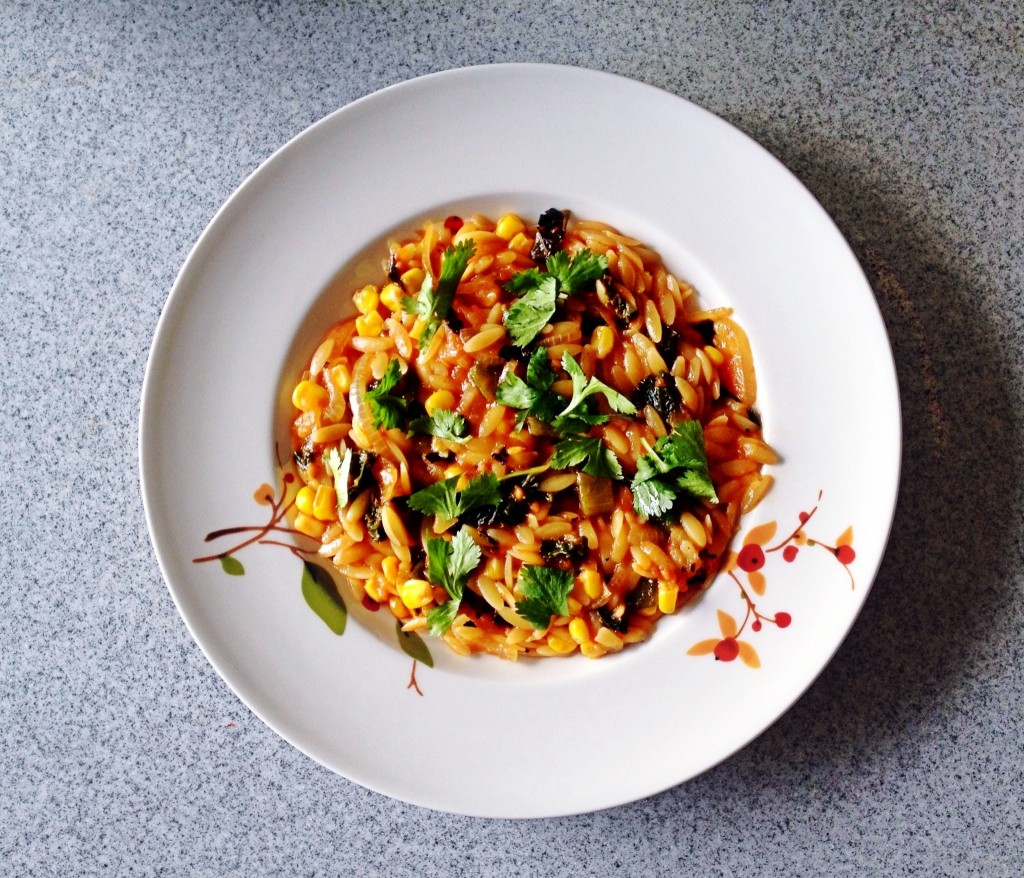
[3,1,1022,874]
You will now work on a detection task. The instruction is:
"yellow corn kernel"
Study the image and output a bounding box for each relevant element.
[657,582,679,614]
[353,285,379,314]
[494,213,526,241]
[397,578,433,610]
[484,557,504,579]
[293,512,325,539]
[591,325,614,359]
[380,282,403,311]
[581,642,606,659]
[291,380,329,412]
[546,634,577,654]
[425,389,456,416]
[329,362,351,394]
[568,618,590,644]
[508,231,533,255]
[295,486,316,516]
[580,567,603,600]
[364,579,384,603]
[355,311,384,337]
[400,268,425,293]
[382,556,400,583]
[443,464,463,479]
[566,597,582,615]
[312,485,338,521]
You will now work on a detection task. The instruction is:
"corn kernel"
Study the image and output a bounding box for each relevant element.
[508,231,533,255]
[546,634,577,654]
[484,557,504,579]
[382,556,400,583]
[380,282,403,311]
[397,579,433,610]
[295,486,316,516]
[353,285,379,314]
[312,485,338,521]
[568,618,590,644]
[658,582,679,614]
[355,311,384,337]
[291,380,329,412]
[591,325,614,359]
[400,268,425,293]
[294,512,325,539]
[580,567,603,600]
[329,362,351,394]
[494,213,526,241]
[443,464,463,480]
[425,389,456,416]
[567,597,582,615]
[364,579,383,603]
[581,642,606,659]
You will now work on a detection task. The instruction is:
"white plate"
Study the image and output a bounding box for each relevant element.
[140,64,900,817]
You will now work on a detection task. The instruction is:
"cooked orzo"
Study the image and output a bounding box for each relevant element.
[289,209,775,659]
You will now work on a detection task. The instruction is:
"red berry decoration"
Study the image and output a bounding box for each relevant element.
[835,545,856,565]
[737,544,766,572]
[361,595,381,612]
[775,612,791,628]
[444,215,464,233]
[798,511,809,522]
[714,637,740,661]
[783,545,798,562]
[752,620,762,632]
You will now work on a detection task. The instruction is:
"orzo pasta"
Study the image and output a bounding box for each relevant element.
[289,209,774,660]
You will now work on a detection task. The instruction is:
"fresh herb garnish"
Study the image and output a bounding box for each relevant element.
[408,408,470,443]
[402,240,476,345]
[495,348,562,429]
[496,349,636,438]
[407,472,502,522]
[503,250,608,347]
[514,564,574,630]
[630,420,718,520]
[551,352,636,433]
[549,436,623,480]
[424,528,482,635]
[365,358,407,429]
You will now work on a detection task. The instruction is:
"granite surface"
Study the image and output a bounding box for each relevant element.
[2,1,1022,874]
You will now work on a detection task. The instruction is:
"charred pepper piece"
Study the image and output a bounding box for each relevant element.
[530,208,568,262]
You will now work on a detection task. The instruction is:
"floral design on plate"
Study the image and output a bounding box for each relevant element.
[191,460,433,695]
[688,491,856,667]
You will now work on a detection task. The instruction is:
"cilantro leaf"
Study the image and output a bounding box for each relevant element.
[423,528,482,634]
[514,565,574,630]
[401,240,476,345]
[495,349,564,429]
[545,250,608,295]
[501,250,609,347]
[407,473,501,522]
[365,358,408,429]
[426,600,460,637]
[504,268,547,296]
[549,352,636,433]
[504,274,559,347]
[550,436,624,480]
[630,420,718,520]
[408,408,470,443]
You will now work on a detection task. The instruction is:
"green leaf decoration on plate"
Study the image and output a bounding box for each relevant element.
[395,620,433,667]
[301,561,347,635]
[220,555,245,576]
